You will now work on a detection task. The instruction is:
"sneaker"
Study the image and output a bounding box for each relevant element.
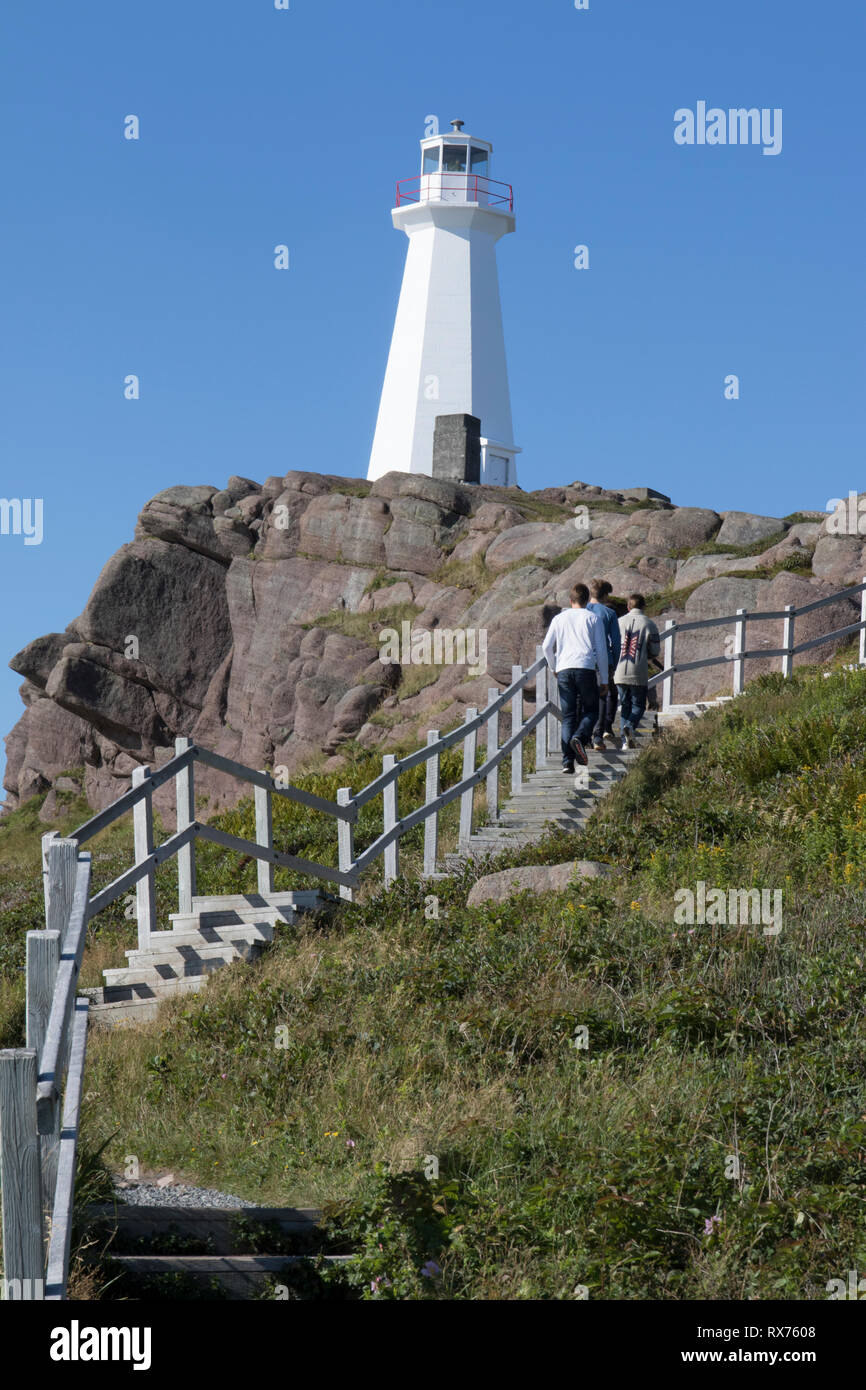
[561,763,575,774]
[569,735,589,766]
[592,738,606,752]
[623,724,636,749]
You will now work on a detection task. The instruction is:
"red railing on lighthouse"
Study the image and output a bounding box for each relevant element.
[396,173,514,211]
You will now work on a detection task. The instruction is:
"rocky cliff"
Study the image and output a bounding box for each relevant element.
[4,469,858,821]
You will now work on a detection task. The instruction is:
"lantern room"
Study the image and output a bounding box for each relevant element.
[396,119,513,210]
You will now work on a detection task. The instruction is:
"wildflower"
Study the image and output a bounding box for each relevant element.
[346,1139,356,1149]
[420,1261,441,1278]
[630,900,640,910]
[703,1214,722,1236]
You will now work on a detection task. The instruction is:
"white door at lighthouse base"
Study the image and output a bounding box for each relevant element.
[486,454,509,486]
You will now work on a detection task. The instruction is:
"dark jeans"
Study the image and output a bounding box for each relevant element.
[557,668,599,764]
[593,683,619,738]
[618,684,647,732]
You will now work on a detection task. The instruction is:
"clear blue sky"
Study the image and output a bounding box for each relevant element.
[1,0,864,782]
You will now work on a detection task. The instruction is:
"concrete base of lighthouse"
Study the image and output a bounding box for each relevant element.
[367,200,520,486]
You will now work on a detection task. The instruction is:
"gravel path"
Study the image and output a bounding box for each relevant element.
[113,1179,260,1210]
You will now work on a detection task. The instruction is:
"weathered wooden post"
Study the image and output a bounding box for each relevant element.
[486,692,500,822]
[459,709,478,848]
[383,755,399,886]
[511,666,523,794]
[41,834,77,939]
[26,928,62,1208]
[337,788,354,903]
[860,577,866,667]
[255,775,275,895]
[782,605,795,679]
[534,646,547,768]
[546,663,559,756]
[175,737,197,913]
[661,620,676,713]
[733,609,747,696]
[132,766,156,951]
[0,1050,45,1299]
[26,932,61,1057]
[423,732,441,877]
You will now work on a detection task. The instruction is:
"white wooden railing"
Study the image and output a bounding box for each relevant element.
[1,842,91,1300]
[3,575,866,1298]
[650,577,866,710]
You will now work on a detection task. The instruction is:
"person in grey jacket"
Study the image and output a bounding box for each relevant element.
[614,593,660,748]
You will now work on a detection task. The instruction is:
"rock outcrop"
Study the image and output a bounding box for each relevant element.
[3,470,858,818]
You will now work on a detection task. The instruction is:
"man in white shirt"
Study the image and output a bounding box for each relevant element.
[542,583,609,771]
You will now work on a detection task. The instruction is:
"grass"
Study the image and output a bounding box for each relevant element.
[308,601,421,645]
[2,665,861,1299]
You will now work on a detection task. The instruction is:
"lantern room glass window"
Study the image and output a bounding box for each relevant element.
[442,144,468,173]
[423,147,440,175]
[470,146,489,178]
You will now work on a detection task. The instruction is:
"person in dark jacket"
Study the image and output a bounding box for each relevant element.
[587,578,621,750]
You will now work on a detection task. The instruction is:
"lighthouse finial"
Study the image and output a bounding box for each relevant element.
[451,119,465,132]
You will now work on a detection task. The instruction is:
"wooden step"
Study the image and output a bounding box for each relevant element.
[103,957,241,988]
[99,971,211,995]
[108,1253,353,1299]
[123,938,266,970]
[86,1203,323,1251]
[169,907,297,932]
[145,923,274,949]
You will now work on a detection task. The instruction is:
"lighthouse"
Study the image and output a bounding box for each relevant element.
[367,121,521,487]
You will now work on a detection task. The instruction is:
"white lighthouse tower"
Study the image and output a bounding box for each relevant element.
[367,121,520,486]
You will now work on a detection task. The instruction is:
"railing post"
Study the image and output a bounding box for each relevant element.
[132,766,156,951]
[733,609,747,696]
[26,931,61,1058]
[337,788,354,903]
[26,928,62,1211]
[511,666,523,794]
[546,663,559,752]
[255,776,275,895]
[41,834,77,939]
[459,709,478,847]
[383,755,399,886]
[860,578,866,667]
[423,732,441,877]
[534,647,547,767]
[0,1050,45,1299]
[661,621,676,713]
[782,605,795,679]
[175,737,196,913]
[486,691,500,822]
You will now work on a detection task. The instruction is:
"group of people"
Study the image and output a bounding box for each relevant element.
[541,579,662,772]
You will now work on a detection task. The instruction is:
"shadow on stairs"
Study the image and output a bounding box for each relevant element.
[82,891,327,1028]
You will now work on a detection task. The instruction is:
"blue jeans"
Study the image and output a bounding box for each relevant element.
[618,684,647,732]
[557,668,599,764]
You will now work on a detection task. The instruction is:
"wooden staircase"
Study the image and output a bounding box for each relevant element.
[83,891,325,1027]
[447,737,645,866]
[446,698,732,866]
